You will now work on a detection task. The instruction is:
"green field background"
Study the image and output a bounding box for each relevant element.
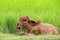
[0,0,60,34]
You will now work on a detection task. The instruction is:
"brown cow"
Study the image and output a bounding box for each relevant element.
[17,16,58,35]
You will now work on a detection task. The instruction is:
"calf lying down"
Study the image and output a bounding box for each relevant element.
[17,16,58,35]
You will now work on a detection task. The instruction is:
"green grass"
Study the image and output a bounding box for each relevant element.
[0,33,60,40]
[0,0,60,34]
[0,0,60,39]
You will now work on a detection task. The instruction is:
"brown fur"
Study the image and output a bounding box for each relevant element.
[19,16,58,35]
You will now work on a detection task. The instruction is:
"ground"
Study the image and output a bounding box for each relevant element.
[0,33,60,40]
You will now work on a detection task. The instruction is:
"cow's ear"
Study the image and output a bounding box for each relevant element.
[29,20,36,23]
[28,20,36,26]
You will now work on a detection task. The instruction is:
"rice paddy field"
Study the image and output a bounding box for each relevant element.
[0,0,60,40]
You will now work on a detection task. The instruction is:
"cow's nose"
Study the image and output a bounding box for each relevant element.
[18,26,20,30]
[18,25,21,30]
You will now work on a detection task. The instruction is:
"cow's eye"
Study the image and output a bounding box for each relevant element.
[23,20,26,21]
